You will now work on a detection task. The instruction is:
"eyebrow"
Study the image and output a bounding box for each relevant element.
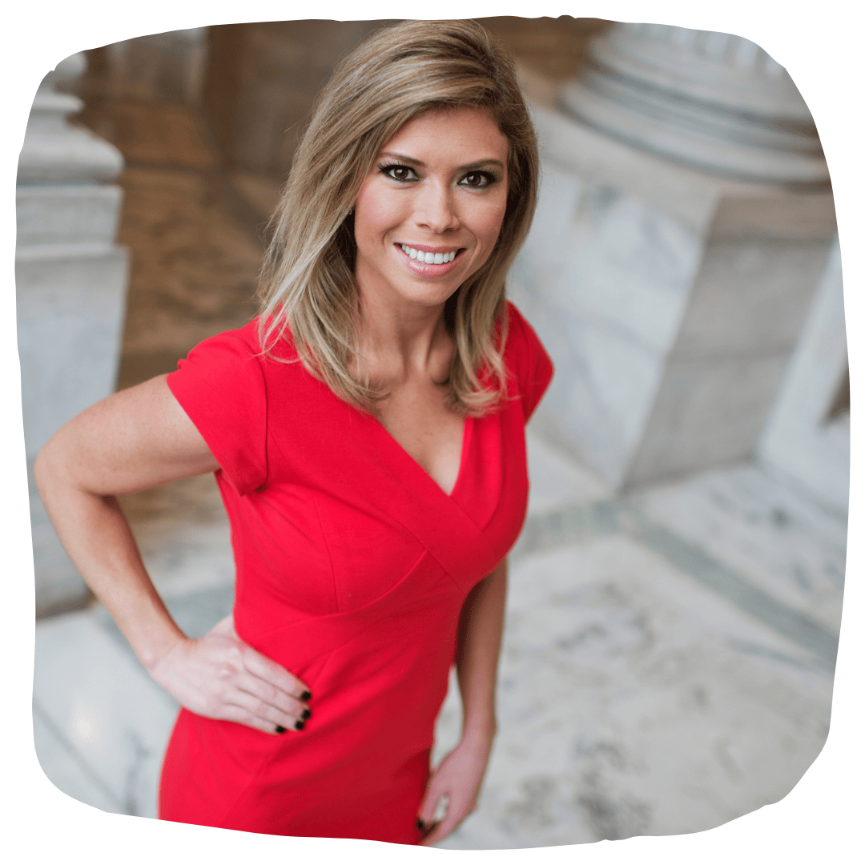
[378,152,505,172]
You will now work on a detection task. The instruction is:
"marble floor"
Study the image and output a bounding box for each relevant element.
[33,428,844,848]
[31,24,846,850]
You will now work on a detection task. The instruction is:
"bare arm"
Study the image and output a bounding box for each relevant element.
[454,557,507,742]
[35,375,311,734]
[36,375,219,667]
[418,558,507,844]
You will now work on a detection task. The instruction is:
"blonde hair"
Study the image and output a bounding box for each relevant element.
[258,19,539,415]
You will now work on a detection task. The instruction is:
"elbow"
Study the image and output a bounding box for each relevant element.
[34,432,67,499]
[33,439,55,497]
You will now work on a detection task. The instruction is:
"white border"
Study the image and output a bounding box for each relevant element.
[4,2,861,863]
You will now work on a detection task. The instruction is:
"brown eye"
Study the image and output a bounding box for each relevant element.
[461,171,494,189]
[379,163,418,182]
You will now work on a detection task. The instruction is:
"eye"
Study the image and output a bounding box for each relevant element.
[460,171,497,189]
[378,163,418,183]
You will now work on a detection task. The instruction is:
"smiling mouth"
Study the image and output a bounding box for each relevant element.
[398,244,463,265]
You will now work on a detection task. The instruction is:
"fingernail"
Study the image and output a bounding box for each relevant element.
[417,818,425,830]
[294,720,306,731]
[301,690,312,702]
[301,709,312,720]
[275,725,287,734]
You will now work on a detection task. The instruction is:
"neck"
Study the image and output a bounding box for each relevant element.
[353,289,453,387]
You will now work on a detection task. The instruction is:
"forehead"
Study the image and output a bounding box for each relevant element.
[380,107,508,160]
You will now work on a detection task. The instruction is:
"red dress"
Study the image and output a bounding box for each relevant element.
[158,301,553,843]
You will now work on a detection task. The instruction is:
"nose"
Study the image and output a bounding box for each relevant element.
[415,182,460,233]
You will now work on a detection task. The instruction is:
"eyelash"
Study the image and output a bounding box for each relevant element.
[376,162,499,188]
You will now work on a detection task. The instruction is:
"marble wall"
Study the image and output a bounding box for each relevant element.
[511,25,839,494]
[757,238,849,514]
[17,54,128,615]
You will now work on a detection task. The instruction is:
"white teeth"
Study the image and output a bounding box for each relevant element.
[400,245,458,264]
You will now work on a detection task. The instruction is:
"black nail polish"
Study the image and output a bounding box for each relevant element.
[301,691,312,702]
[294,720,306,731]
[275,725,287,734]
[301,709,312,720]
[417,818,425,830]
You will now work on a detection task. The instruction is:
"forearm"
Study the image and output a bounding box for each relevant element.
[454,558,507,744]
[35,449,186,672]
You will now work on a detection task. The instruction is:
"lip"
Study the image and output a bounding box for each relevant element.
[397,243,462,254]
[395,243,466,276]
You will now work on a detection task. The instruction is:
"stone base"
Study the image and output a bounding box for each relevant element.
[757,239,849,515]
[17,243,128,617]
[17,185,122,246]
[512,104,837,492]
[17,243,128,459]
[29,471,92,618]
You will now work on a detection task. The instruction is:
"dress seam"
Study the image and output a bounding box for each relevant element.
[257,349,270,487]
[215,735,284,827]
[311,490,341,614]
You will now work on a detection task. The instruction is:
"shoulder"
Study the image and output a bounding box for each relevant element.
[168,318,298,383]
[165,319,286,495]
[502,301,554,422]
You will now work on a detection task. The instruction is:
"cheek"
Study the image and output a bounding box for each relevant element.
[476,200,508,247]
[354,186,400,239]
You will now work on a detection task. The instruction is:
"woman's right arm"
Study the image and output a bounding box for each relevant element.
[35,375,311,734]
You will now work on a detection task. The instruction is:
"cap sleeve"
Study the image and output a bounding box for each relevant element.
[166,330,268,496]
[506,302,554,423]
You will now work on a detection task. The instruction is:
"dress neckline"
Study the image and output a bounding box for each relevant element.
[367,412,473,500]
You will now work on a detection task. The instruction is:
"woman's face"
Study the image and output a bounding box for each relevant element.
[353,107,509,313]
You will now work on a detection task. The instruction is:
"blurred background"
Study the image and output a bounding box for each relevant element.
[18,17,848,849]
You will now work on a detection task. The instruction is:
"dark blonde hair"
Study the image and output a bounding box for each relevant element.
[258,19,539,415]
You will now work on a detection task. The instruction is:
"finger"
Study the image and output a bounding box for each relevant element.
[240,646,312,702]
[219,702,293,735]
[228,688,309,732]
[417,780,444,826]
[420,796,474,846]
[418,820,441,845]
[417,789,449,833]
[236,672,310,719]
[420,810,463,846]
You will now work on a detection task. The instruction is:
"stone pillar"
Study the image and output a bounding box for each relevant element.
[201,21,387,220]
[87,28,208,104]
[558,23,828,188]
[757,239,848,515]
[17,53,128,616]
[511,23,837,491]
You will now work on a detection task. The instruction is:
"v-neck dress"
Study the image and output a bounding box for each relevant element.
[157,301,553,843]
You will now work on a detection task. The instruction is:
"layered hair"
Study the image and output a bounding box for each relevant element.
[258,19,539,415]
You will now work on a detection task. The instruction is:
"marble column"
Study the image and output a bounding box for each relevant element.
[201,21,387,219]
[17,53,128,616]
[92,27,208,104]
[756,238,848,515]
[511,23,838,492]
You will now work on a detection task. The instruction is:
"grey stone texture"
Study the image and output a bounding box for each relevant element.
[17,53,128,615]
[558,23,827,187]
[513,36,838,493]
[757,237,849,514]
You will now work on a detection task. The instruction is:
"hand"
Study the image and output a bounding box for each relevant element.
[149,615,312,735]
[417,733,494,846]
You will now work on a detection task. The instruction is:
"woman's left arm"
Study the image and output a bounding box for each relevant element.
[417,558,508,845]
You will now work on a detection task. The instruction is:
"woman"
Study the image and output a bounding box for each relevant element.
[35,19,553,845]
